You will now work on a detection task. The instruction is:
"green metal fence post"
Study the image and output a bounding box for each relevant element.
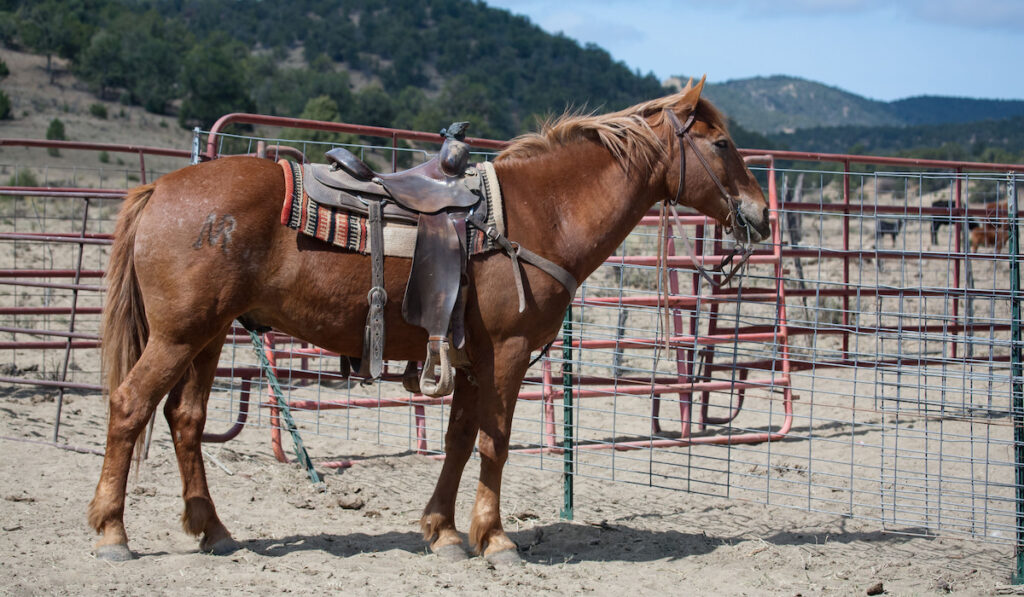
[1009,174,1023,583]
[561,307,574,520]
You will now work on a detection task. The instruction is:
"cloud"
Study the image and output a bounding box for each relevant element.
[674,0,1024,31]
[910,0,1024,30]
[677,0,884,16]
[531,9,647,46]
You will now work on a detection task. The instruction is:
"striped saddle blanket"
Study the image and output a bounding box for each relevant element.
[277,159,504,257]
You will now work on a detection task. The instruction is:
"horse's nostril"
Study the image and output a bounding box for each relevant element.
[759,207,771,237]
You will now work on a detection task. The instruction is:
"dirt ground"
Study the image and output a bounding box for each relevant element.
[0,385,1016,597]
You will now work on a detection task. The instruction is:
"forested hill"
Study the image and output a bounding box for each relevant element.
[0,0,669,139]
[698,75,1024,162]
[700,75,1024,135]
[887,96,1024,126]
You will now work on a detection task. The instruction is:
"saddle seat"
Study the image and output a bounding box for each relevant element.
[317,153,481,215]
[320,121,477,215]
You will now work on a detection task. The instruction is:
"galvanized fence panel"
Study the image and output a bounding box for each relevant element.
[1,131,1023,572]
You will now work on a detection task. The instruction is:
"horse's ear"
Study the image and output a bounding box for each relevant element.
[676,74,707,112]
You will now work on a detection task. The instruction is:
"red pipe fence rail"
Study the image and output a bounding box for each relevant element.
[1,127,1022,573]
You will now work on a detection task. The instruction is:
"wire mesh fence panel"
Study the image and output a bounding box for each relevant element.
[0,141,192,446]
[2,133,1023,563]
[0,189,115,385]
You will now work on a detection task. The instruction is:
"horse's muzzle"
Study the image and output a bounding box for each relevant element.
[732,200,771,244]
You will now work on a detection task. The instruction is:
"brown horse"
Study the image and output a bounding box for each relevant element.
[88,79,770,563]
[969,200,1009,252]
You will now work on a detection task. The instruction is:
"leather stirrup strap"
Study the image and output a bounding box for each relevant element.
[361,200,387,379]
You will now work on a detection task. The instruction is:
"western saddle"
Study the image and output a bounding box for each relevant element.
[301,123,577,397]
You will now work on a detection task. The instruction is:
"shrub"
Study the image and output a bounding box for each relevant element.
[89,103,108,119]
[98,151,110,164]
[0,59,8,78]
[0,90,10,120]
[7,168,40,187]
[45,118,65,156]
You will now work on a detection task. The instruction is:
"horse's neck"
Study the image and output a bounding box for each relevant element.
[496,142,662,283]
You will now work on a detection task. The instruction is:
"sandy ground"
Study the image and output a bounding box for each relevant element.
[0,385,1017,597]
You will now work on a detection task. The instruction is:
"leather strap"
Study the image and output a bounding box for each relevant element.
[665,109,697,206]
[468,213,578,309]
[516,243,578,299]
[361,200,387,379]
[662,108,754,287]
[665,109,737,209]
[667,199,753,288]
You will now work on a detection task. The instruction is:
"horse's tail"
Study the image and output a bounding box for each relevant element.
[101,183,155,398]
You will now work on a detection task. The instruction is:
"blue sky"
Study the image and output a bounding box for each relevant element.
[483,0,1024,102]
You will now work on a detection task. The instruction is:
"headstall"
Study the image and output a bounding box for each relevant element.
[662,108,755,287]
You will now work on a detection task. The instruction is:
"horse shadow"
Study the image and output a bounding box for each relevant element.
[237,520,932,564]
[244,530,430,559]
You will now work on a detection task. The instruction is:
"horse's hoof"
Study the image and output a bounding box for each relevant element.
[433,543,469,562]
[201,536,240,556]
[485,548,523,566]
[95,544,134,562]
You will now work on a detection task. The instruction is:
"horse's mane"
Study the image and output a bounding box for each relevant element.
[495,90,729,173]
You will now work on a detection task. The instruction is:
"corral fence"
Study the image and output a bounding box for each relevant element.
[1,120,1023,578]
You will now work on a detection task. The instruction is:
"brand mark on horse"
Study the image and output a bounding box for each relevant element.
[193,212,236,253]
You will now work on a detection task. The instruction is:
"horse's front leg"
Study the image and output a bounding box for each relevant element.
[421,369,480,560]
[467,337,531,564]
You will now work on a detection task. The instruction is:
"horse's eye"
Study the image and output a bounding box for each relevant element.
[713,139,729,150]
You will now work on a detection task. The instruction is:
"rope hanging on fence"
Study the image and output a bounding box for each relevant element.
[248,330,323,488]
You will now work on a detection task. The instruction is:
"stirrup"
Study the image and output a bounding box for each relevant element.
[419,338,454,397]
[402,360,421,394]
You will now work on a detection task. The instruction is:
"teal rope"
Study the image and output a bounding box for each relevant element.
[560,307,574,520]
[249,331,322,486]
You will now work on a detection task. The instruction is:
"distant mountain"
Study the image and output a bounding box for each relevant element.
[695,76,900,134]
[769,116,1024,160]
[887,96,1024,126]
[691,75,1024,136]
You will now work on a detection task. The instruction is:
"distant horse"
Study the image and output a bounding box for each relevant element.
[88,79,770,563]
[930,198,956,245]
[875,218,903,246]
[969,200,1009,252]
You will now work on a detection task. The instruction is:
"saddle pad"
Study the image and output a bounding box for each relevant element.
[279,159,505,258]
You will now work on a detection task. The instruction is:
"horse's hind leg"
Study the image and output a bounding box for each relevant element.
[88,337,196,560]
[163,329,237,554]
[421,369,480,560]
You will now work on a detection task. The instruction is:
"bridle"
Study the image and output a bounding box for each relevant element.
[662,108,755,287]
